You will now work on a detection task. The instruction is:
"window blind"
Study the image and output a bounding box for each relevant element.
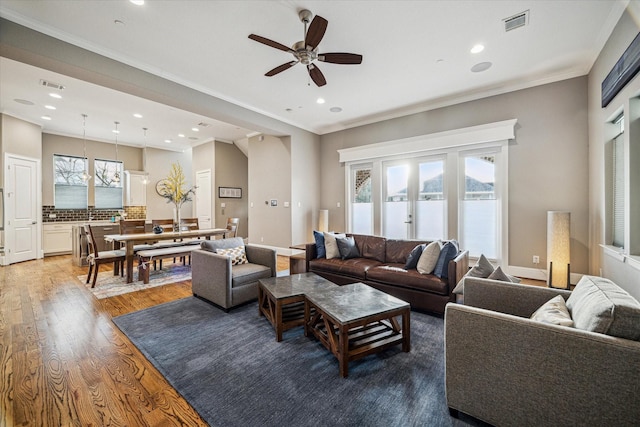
[613,134,624,248]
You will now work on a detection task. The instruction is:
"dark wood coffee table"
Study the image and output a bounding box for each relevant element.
[304,282,411,378]
[258,273,337,342]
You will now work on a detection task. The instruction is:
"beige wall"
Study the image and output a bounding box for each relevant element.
[291,132,321,245]
[587,6,640,300]
[320,77,590,275]
[215,141,248,236]
[1,114,43,186]
[248,135,292,247]
[41,133,141,206]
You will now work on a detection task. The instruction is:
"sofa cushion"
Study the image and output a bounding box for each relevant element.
[417,241,442,275]
[201,237,245,252]
[309,257,382,280]
[313,230,326,258]
[216,246,248,266]
[566,275,640,340]
[530,295,574,327]
[231,263,272,288]
[336,236,360,260]
[352,234,387,263]
[366,264,449,295]
[404,244,426,270]
[324,232,345,259]
[385,239,426,264]
[433,241,459,279]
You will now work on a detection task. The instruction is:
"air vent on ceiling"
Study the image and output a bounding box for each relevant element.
[40,79,65,90]
[197,122,211,127]
[504,10,528,32]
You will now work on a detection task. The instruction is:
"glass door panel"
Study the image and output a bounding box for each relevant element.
[415,160,445,240]
[351,166,373,235]
[461,154,497,258]
[383,163,410,239]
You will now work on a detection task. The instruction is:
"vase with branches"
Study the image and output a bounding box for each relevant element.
[159,162,196,231]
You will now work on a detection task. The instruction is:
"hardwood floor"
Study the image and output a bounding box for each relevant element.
[0,254,290,426]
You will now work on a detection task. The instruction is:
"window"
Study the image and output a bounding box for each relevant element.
[54,154,88,209]
[460,153,498,258]
[350,165,373,234]
[94,159,123,209]
[612,119,625,248]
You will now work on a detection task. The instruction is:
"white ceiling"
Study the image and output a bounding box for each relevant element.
[0,0,629,149]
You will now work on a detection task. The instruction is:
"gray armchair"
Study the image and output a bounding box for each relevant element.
[445,277,640,426]
[191,237,276,311]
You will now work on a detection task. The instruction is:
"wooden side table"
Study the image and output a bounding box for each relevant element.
[289,244,307,274]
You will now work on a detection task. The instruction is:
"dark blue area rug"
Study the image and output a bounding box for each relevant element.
[113,297,483,427]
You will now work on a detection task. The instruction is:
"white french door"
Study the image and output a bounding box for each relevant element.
[382,157,445,240]
[195,169,212,229]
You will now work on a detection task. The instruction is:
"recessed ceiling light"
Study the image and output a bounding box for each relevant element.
[471,62,492,72]
[470,44,485,54]
[130,0,144,5]
[165,139,172,143]
[133,113,143,118]
[41,115,52,120]
[112,129,120,134]
[178,133,185,138]
[14,99,35,105]
[330,107,342,113]
[45,105,56,110]
[49,93,62,99]
[317,98,325,104]
[192,127,199,132]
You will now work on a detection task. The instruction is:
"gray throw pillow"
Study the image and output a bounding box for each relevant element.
[466,254,495,278]
[336,236,360,260]
[487,266,514,282]
[530,295,574,327]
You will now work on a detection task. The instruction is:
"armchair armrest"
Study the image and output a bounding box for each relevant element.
[245,245,277,277]
[464,277,572,317]
[305,242,317,272]
[445,303,640,426]
[191,249,232,307]
[447,250,469,290]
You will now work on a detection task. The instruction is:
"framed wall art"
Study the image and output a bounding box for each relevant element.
[218,187,242,198]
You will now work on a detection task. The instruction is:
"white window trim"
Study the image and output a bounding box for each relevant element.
[341,119,516,266]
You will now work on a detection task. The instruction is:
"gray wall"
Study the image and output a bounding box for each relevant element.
[215,141,248,236]
[144,148,193,220]
[248,134,292,248]
[587,7,640,300]
[319,77,590,275]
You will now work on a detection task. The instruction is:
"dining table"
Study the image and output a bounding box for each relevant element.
[104,228,228,283]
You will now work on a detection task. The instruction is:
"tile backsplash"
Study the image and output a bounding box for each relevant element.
[43,206,147,222]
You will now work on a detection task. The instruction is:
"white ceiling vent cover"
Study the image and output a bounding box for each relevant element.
[504,10,529,32]
[39,79,65,90]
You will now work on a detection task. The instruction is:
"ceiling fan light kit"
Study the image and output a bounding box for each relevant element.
[248,9,363,87]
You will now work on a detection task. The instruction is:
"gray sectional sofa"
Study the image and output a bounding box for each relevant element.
[445,275,640,426]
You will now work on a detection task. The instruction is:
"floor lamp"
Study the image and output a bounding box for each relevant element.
[547,211,571,289]
[318,209,329,233]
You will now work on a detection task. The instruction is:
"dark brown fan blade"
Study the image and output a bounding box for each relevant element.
[318,52,363,64]
[307,64,326,87]
[248,34,294,53]
[305,15,328,50]
[265,61,298,76]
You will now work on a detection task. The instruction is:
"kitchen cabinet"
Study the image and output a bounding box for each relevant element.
[43,223,73,255]
[124,170,148,206]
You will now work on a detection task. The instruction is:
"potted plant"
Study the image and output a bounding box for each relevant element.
[158,162,196,231]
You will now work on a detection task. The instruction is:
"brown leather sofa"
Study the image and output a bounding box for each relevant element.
[304,234,469,314]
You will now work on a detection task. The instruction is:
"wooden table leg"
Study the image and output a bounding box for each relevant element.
[126,241,134,283]
[339,324,349,378]
[402,309,411,352]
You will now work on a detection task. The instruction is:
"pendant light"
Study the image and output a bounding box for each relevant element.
[141,127,150,185]
[113,121,121,183]
[81,113,92,181]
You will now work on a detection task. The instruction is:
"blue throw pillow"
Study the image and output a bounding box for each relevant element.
[433,241,459,279]
[313,230,326,258]
[404,244,426,270]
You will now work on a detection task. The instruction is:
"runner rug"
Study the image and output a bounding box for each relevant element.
[113,297,483,426]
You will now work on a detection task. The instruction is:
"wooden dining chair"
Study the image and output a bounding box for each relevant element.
[226,217,239,238]
[84,224,126,288]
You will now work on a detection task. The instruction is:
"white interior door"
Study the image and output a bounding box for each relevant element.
[5,154,40,264]
[196,169,212,229]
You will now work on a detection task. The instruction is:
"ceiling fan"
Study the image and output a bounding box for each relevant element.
[248,9,363,87]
